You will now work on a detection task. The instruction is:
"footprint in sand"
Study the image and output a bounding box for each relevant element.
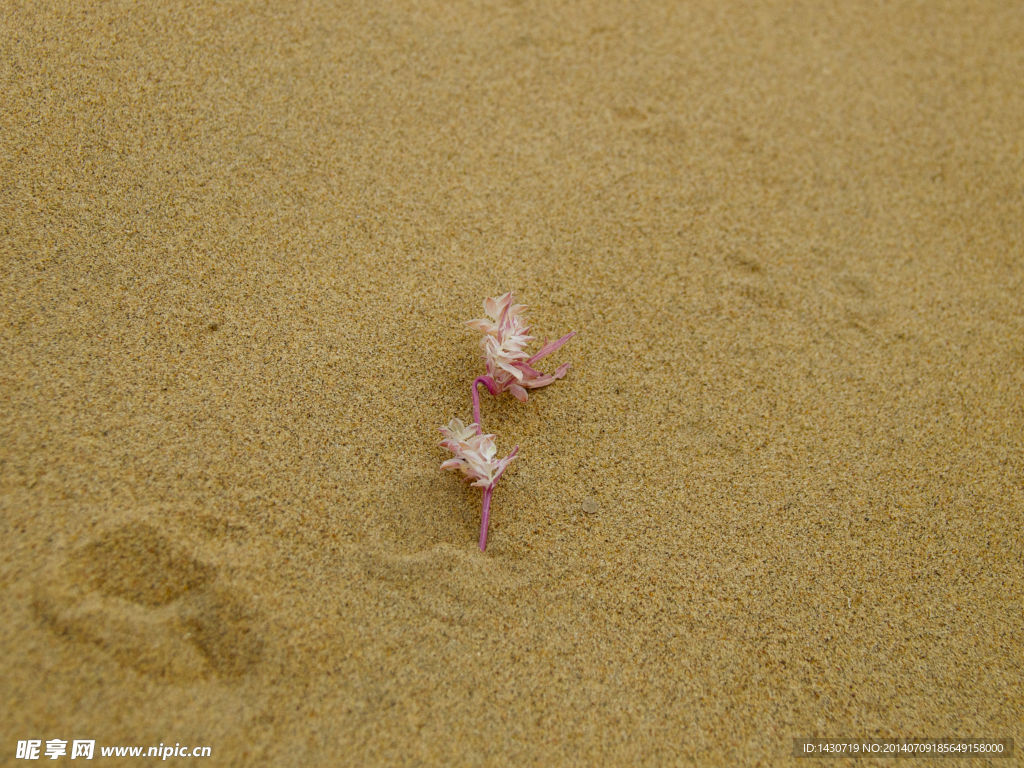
[33,520,262,682]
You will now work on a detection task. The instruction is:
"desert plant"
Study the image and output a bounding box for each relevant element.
[439,292,576,551]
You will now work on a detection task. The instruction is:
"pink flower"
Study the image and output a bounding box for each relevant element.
[438,418,518,551]
[438,419,518,490]
[466,292,576,403]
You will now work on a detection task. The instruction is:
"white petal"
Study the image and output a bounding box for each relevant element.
[483,296,499,320]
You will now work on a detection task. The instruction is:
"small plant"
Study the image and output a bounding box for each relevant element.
[439,292,576,551]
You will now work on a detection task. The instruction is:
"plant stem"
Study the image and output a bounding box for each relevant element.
[479,486,493,551]
[471,376,494,433]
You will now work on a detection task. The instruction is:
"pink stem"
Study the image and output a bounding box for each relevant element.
[470,376,507,551]
[471,376,496,434]
[479,486,493,551]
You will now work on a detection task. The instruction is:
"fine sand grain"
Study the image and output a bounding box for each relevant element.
[2,1,1021,765]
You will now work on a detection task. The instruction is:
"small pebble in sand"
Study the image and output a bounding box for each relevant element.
[582,496,600,515]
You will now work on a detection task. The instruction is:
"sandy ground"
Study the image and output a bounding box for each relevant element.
[1,0,1022,765]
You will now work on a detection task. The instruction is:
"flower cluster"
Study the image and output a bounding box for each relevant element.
[438,418,518,490]
[439,292,576,551]
[466,293,576,403]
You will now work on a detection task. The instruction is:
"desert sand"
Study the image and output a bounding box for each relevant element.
[1,0,1021,765]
